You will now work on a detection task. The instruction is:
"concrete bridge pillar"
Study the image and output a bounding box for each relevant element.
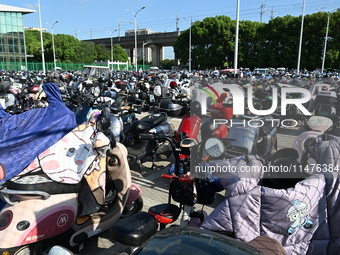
[128,48,135,66]
[149,44,162,67]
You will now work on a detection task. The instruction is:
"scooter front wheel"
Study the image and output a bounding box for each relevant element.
[120,196,143,218]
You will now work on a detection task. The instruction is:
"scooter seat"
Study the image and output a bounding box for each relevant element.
[5,172,82,195]
[110,212,158,246]
[131,113,166,133]
[127,140,157,162]
[148,203,181,224]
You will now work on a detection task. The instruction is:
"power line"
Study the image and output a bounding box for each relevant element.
[61,1,338,40]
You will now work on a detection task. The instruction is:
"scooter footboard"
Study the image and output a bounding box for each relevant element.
[0,193,78,249]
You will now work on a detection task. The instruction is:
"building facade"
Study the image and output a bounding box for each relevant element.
[0,4,35,70]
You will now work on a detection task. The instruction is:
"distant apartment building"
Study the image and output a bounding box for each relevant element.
[25,27,47,32]
[0,4,35,69]
[124,29,164,63]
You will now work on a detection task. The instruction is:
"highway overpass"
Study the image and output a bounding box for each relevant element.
[84,30,181,67]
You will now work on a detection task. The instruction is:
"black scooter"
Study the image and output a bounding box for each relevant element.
[122,111,174,173]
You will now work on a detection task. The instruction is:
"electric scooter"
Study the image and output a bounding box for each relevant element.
[0,89,143,255]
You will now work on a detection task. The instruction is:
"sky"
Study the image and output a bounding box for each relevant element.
[3,0,340,59]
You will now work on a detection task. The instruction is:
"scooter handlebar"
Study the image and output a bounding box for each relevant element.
[161,174,193,183]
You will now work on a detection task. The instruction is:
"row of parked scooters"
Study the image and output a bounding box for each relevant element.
[0,72,196,255]
[0,74,340,254]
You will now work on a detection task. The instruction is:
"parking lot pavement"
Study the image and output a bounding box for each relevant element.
[79,113,302,255]
[80,156,226,255]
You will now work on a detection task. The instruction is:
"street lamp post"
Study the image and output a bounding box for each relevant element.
[234,0,240,77]
[180,17,192,72]
[37,0,45,74]
[126,7,146,72]
[142,41,149,70]
[118,20,138,38]
[297,0,306,76]
[318,8,339,74]
[47,21,58,74]
[107,29,117,62]
[322,12,330,74]
[189,17,192,72]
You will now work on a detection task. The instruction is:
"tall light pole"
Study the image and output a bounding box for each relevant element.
[321,11,330,74]
[126,7,146,72]
[47,21,58,74]
[234,0,240,77]
[180,17,192,72]
[142,41,149,70]
[37,0,45,74]
[318,8,338,74]
[107,29,117,62]
[297,0,306,76]
[118,20,138,38]
[189,17,192,72]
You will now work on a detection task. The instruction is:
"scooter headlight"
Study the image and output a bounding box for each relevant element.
[204,138,224,158]
[0,210,13,231]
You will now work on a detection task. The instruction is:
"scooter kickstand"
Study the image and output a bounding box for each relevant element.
[151,154,156,170]
[137,159,146,176]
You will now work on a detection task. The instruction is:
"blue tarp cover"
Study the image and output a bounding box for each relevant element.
[0,83,77,183]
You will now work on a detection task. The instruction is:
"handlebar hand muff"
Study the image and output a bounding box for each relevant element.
[169,179,194,206]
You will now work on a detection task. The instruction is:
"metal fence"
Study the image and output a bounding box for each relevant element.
[0,62,151,72]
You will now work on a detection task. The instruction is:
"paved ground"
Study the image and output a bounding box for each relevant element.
[77,113,302,255]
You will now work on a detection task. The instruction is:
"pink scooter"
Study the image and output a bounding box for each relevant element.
[0,113,143,255]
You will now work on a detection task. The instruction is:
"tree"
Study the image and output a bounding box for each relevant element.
[24,30,111,64]
[173,12,340,70]
[238,20,264,69]
[174,15,236,69]
[111,44,129,62]
[54,34,81,63]
[75,41,97,63]
[160,59,175,69]
[25,30,43,62]
[95,43,110,62]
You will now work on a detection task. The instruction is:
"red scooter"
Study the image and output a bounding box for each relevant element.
[172,100,231,175]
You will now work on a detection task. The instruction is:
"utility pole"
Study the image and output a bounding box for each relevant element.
[75,29,79,39]
[270,7,275,20]
[176,14,180,32]
[260,0,267,23]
